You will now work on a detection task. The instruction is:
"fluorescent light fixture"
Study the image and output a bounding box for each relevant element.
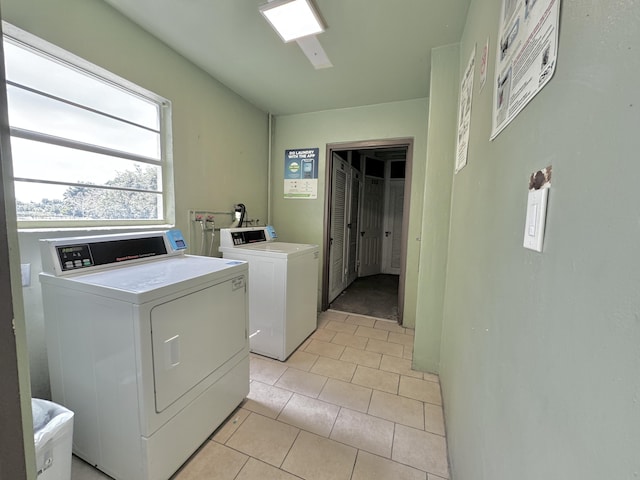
[260,0,326,43]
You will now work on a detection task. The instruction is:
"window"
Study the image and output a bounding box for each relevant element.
[2,24,173,226]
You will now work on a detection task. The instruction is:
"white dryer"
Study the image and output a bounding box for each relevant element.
[39,230,249,480]
[219,226,319,361]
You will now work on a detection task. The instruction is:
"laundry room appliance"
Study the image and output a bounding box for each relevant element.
[219,226,319,361]
[39,230,249,480]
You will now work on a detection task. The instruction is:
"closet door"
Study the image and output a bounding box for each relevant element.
[328,154,348,303]
[359,175,385,277]
[382,178,405,274]
[346,170,361,285]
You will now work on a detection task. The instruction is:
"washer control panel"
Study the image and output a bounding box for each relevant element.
[219,226,277,248]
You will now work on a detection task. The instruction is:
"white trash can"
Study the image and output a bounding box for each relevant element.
[32,399,74,480]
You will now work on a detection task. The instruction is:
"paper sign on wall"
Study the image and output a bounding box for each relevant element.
[491,0,560,139]
[455,46,476,174]
[479,37,489,93]
[284,148,319,199]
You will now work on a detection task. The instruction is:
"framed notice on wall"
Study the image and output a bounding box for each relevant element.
[284,148,319,199]
[491,0,560,139]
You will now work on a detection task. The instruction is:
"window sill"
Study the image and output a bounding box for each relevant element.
[18,224,175,235]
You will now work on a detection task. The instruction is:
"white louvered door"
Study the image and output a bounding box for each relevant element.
[328,154,348,303]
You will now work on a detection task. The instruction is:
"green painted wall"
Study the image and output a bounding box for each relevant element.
[1,0,269,398]
[413,44,459,374]
[439,0,640,478]
[271,99,429,326]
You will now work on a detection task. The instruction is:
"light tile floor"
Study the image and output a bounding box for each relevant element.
[72,310,449,480]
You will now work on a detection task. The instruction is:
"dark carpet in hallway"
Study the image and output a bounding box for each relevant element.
[329,274,399,321]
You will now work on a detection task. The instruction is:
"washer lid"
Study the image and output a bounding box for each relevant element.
[220,242,318,258]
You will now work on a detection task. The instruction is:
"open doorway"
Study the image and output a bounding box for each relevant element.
[321,138,413,324]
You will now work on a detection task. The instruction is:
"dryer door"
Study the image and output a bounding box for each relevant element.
[150,276,247,412]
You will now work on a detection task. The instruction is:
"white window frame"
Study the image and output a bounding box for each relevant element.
[3,22,175,229]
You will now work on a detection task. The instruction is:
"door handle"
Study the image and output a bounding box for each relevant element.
[385,231,391,237]
[360,231,365,237]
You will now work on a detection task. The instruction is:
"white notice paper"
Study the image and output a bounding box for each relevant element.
[479,37,489,92]
[491,0,560,139]
[455,46,476,174]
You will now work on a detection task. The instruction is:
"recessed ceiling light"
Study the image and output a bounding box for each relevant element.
[259,0,326,43]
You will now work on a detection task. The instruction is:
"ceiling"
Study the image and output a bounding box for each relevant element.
[102,0,471,116]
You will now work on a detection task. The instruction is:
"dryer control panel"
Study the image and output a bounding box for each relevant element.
[41,229,188,276]
[219,226,277,248]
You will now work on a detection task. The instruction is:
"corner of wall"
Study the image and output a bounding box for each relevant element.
[412,43,460,375]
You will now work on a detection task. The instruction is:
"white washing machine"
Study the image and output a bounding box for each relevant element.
[39,230,249,480]
[219,226,319,361]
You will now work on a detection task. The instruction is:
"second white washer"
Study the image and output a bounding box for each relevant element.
[220,227,319,361]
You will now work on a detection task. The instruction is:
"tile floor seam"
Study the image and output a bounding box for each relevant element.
[423,377,441,385]
[302,432,388,468]
[395,383,443,406]
[329,332,370,351]
[213,436,263,466]
[353,450,430,480]
[347,446,358,480]
[386,338,413,347]
[278,390,424,440]
[308,354,321,372]
[278,369,330,399]
[327,405,343,440]
[362,409,422,433]
[349,380,400,396]
[220,419,244,447]
[230,454,250,480]
[390,421,397,469]
[277,389,297,424]
[227,406,252,438]
[388,433,442,478]
[278,379,333,404]
[365,384,374,413]
[282,431,360,480]
[279,428,304,471]
[346,362,357,383]
[285,409,396,463]
[370,352,404,360]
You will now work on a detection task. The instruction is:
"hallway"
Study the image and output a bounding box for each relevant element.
[329,275,400,321]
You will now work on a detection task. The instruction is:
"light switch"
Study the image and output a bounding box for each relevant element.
[523,187,549,252]
[21,263,31,287]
